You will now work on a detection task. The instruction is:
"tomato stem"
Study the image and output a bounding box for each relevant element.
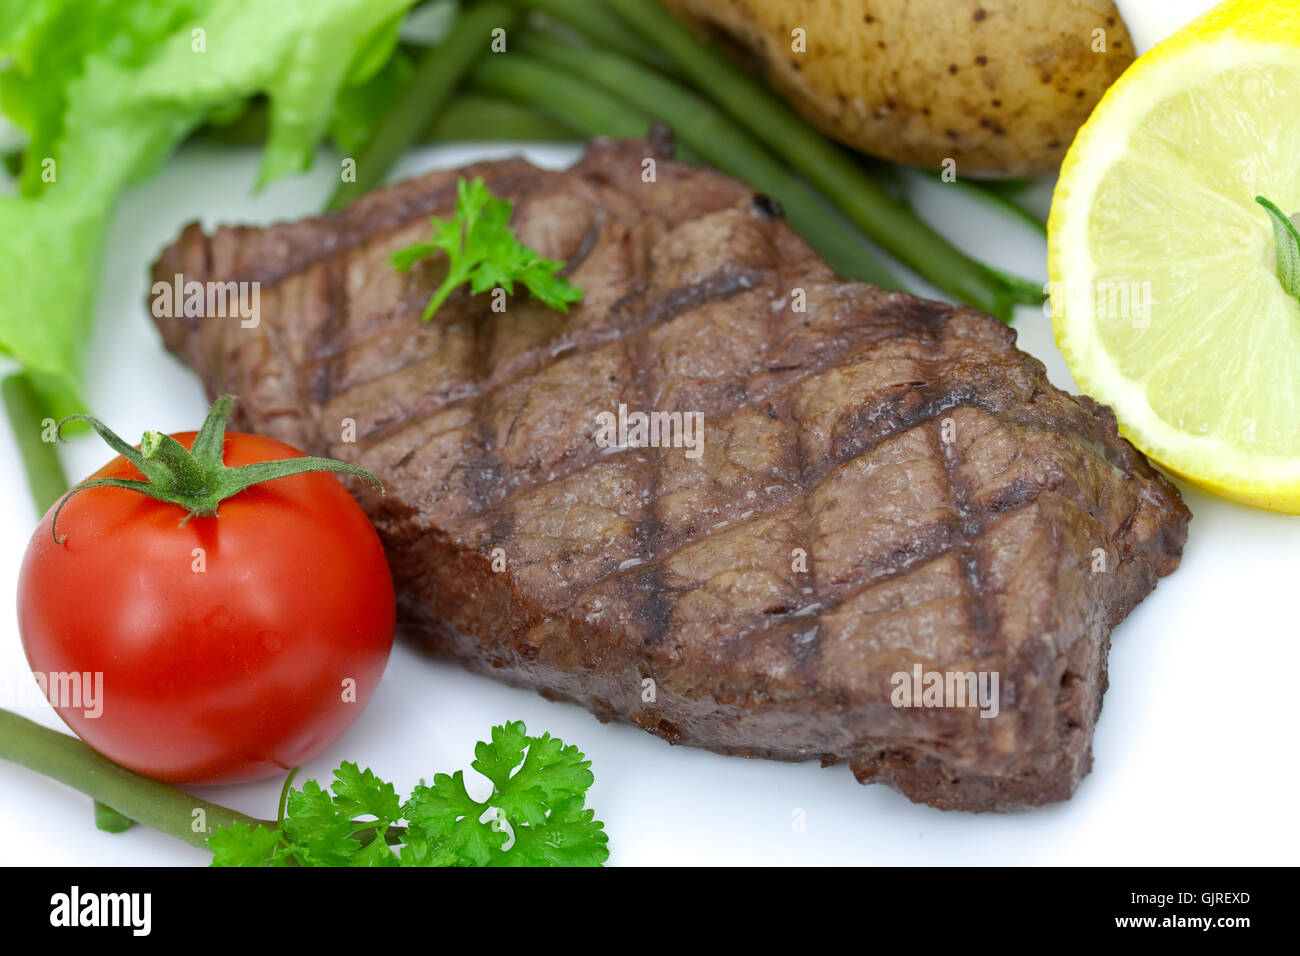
[276,766,300,827]
[140,430,212,498]
[49,394,385,543]
[0,708,271,850]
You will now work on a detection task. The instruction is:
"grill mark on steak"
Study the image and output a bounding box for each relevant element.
[467,308,508,518]
[789,320,822,680]
[150,138,1190,812]
[558,217,603,277]
[310,256,349,405]
[258,272,319,440]
[629,298,675,650]
[638,268,766,327]
[832,382,978,466]
[944,427,1002,656]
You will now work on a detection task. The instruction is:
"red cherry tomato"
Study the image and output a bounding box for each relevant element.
[17,430,395,785]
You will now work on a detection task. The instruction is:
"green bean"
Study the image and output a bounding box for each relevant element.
[508,0,678,74]
[93,801,134,834]
[197,94,578,148]
[0,708,266,851]
[470,55,663,145]
[949,176,1049,237]
[430,94,580,143]
[510,36,897,288]
[325,1,519,212]
[3,373,68,516]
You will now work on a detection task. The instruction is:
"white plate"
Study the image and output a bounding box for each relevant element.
[1,140,1296,866]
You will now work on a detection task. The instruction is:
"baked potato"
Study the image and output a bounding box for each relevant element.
[660,0,1136,176]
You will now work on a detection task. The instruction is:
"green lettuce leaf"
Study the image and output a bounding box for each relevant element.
[0,0,420,417]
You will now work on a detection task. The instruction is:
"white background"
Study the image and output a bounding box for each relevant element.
[0,134,1297,866]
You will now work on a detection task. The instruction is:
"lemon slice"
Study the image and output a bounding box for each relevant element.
[1048,0,1300,512]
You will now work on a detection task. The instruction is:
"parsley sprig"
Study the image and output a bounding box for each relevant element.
[208,721,609,867]
[390,177,584,319]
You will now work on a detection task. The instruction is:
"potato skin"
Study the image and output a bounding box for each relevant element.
[661,0,1135,177]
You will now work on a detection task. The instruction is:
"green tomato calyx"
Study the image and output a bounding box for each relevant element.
[49,394,382,544]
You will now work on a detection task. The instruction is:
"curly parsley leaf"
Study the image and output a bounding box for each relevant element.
[476,722,594,826]
[208,821,291,867]
[280,780,366,866]
[329,761,403,823]
[498,794,610,867]
[207,722,608,867]
[389,177,584,320]
[402,770,506,866]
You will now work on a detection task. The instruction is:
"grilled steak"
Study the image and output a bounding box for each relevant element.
[151,135,1189,811]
